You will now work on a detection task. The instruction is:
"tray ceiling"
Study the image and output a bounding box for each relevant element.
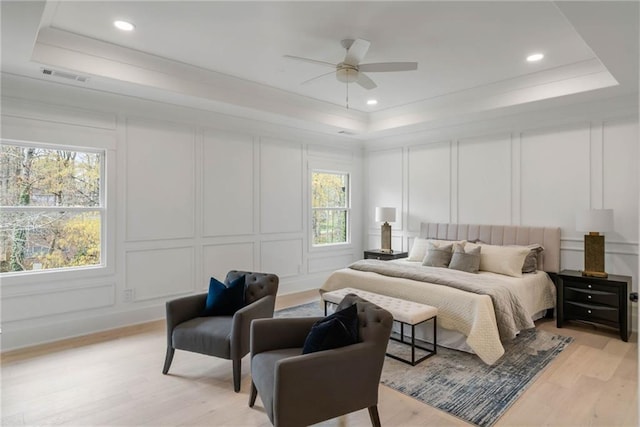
[1,1,638,138]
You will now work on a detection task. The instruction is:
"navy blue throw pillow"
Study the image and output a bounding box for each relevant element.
[201,275,246,316]
[302,303,359,354]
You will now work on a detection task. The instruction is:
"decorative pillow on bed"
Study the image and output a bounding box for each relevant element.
[468,243,530,278]
[407,238,430,261]
[448,243,481,273]
[422,242,453,267]
[508,244,544,273]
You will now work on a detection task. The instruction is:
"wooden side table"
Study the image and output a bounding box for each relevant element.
[364,249,408,261]
[556,269,632,341]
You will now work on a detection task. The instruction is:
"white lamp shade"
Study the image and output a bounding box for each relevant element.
[375,207,396,223]
[576,209,614,233]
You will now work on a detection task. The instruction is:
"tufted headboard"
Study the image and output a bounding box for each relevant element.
[419,223,561,273]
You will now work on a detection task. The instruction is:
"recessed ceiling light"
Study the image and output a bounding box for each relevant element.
[114,20,135,31]
[526,53,544,62]
[367,99,378,106]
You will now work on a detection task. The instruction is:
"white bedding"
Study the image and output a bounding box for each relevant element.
[320,259,556,365]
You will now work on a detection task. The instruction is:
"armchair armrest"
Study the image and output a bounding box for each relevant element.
[165,293,207,345]
[272,342,382,426]
[230,295,277,360]
[251,317,321,356]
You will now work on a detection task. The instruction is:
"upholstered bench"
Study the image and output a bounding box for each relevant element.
[321,287,437,366]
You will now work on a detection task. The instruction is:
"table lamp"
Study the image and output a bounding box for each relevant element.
[375,207,396,253]
[576,208,613,278]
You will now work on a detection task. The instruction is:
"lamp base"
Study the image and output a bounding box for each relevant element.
[381,222,392,253]
[584,233,606,278]
[582,270,608,278]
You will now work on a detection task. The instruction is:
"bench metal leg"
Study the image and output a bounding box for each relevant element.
[387,316,437,366]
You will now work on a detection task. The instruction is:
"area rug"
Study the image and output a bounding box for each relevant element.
[276,301,573,427]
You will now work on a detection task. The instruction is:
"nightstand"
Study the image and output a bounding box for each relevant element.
[556,269,632,341]
[364,249,408,261]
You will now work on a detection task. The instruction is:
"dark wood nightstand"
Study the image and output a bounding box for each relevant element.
[556,269,632,341]
[363,249,408,261]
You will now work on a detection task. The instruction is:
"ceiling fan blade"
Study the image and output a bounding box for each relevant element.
[283,55,337,68]
[344,38,371,66]
[301,70,336,85]
[356,72,377,90]
[358,62,418,72]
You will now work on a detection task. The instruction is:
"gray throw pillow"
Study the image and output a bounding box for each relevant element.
[508,244,544,273]
[422,242,453,268]
[448,244,481,273]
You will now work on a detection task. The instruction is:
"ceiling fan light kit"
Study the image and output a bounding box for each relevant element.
[284,38,418,107]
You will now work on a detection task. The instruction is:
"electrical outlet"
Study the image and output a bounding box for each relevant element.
[123,289,135,303]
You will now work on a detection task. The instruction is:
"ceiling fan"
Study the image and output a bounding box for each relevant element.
[284,38,418,93]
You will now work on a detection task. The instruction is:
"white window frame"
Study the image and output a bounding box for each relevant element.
[0,139,107,278]
[310,168,351,248]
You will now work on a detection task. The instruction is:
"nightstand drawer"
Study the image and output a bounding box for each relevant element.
[565,301,618,324]
[562,279,615,294]
[564,286,618,306]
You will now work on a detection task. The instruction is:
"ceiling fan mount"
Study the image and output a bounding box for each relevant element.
[284,38,418,91]
[340,38,356,50]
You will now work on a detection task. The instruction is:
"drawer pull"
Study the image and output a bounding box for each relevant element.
[588,310,592,314]
[588,295,592,299]
[588,285,592,289]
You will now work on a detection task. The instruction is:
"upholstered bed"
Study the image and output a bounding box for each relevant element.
[320,223,561,365]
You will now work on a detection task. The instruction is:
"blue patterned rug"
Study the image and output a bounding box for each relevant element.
[276,301,573,427]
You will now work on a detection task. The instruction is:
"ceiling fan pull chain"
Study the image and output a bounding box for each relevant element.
[346,70,350,109]
[346,82,349,109]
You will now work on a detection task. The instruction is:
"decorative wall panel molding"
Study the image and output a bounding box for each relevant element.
[125,118,196,241]
[2,283,115,322]
[406,142,450,231]
[261,239,303,278]
[260,139,303,234]
[203,129,254,237]
[202,242,255,288]
[125,246,194,301]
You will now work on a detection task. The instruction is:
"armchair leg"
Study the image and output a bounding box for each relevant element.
[249,381,258,407]
[162,347,175,374]
[232,358,241,393]
[368,405,381,427]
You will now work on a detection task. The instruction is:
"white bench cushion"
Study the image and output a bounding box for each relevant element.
[322,287,438,325]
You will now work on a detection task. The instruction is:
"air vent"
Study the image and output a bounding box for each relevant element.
[42,68,89,83]
[338,130,357,136]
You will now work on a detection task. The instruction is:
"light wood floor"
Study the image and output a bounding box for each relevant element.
[1,290,637,426]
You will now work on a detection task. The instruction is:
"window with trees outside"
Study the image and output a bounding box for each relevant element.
[312,171,349,246]
[0,142,104,274]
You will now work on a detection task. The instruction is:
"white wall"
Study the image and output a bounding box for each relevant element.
[0,75,363,350]
[365,110,639,331]
[1,74,637,350]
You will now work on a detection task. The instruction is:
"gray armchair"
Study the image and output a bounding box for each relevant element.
[163,270,279,392]
[249,294,393,427]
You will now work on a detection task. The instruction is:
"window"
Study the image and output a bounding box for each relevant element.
[0,142,104,274]
[311,171,350,246]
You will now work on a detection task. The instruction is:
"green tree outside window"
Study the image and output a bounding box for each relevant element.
[312,171,349,245]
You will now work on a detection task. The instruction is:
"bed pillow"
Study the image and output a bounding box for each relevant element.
[448,243,481,273]
[302,303,359,354]
[516,244,544,273]
[422,242,453,267]
[469,243,530,277]
[407,238,429,261]
[201,275,246,316]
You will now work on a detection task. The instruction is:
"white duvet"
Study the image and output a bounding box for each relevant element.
[320,260,556,365]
